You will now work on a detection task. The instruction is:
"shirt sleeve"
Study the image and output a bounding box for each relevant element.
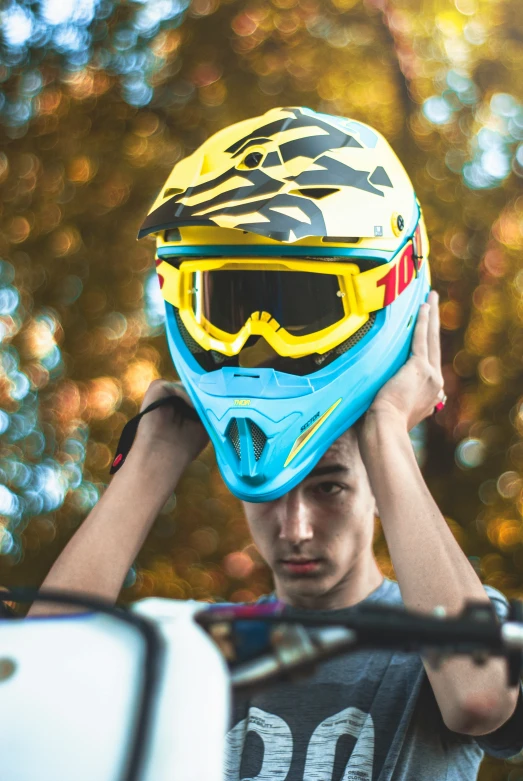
[473,585,523,759]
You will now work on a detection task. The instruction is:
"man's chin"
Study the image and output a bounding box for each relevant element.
[275,570,334,600]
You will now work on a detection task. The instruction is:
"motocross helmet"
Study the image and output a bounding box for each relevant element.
[138,107,430,502]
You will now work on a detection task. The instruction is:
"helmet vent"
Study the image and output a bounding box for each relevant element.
[163,188,184,198]
[248,420,267,461]
[333,311,377,356]
[322,236,359,244]
[164,228,181,242]
[227,419,241,459]
[174,308,205,354]
[210,350,226,364]
[173,307,239,371]
[313,311,377,366]
[243,151,263,169]
[290,188,339,200]
[226,418,267,462]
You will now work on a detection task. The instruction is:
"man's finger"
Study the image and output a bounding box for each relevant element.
[140,378,192,412]
[412,302,429,359]
[168,380,196,408]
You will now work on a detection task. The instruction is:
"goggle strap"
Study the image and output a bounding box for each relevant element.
[109,395,200,475]
[412,251,419,279]
[412,224,424,278]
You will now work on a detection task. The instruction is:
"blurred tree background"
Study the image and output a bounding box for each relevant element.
[0,0,523,776]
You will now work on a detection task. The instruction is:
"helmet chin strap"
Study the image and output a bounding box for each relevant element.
[109,396,199,475]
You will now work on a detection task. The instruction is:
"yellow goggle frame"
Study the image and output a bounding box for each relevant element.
[156,235,424,359]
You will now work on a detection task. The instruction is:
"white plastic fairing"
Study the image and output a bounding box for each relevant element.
[0,612,143,781]
[0,599,229,781]
[132,598,230,781]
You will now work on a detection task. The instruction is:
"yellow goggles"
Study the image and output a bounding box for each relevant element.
[156,234,424,359]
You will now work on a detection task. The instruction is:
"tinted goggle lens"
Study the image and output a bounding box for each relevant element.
[193,269,345,336]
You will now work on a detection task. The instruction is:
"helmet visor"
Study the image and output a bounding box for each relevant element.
[194,269,345,337]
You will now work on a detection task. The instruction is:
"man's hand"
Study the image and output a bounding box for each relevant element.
[367,289,444,431]
[133,379,209,468]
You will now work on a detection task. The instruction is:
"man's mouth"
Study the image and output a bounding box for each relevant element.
[279,558,323,575]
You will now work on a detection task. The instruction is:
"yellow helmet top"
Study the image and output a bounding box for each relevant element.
[138,106,417,250]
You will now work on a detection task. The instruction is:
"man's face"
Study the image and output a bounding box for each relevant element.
[242,428,379,610]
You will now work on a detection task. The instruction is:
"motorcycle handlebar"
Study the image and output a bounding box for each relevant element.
[197,599,523,690]
[2,589,523,691]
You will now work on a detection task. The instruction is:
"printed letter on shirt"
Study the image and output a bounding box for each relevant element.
[225,707,293,780]
[225,706,375,781]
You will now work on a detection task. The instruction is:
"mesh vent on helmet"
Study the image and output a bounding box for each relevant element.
[227,418,267,462]
[175,308,205,354]
[333,310,377,356]
[247,420,267,461]
[227,419,241,459]
[174,307,236,371]
[313,311,377,366]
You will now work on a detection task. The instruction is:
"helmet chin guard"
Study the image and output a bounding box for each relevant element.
[139,107,431,501]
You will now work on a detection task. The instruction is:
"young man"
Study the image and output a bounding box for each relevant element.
[29,107,523,776]
[30,292,523,779]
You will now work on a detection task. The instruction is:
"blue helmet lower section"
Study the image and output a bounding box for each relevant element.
[164,262,430,502]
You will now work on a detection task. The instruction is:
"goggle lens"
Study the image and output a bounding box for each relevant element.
[193,269,345,337]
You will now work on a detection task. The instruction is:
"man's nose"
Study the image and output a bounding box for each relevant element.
[278,494,314,545]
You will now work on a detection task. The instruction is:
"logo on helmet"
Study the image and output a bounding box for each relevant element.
[301,412,320,433]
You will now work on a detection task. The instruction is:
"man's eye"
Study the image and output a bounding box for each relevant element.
[315,482,344,496]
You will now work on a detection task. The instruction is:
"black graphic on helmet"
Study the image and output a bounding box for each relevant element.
[138,108,393,243]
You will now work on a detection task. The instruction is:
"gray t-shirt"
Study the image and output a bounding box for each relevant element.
[225,578,523,780]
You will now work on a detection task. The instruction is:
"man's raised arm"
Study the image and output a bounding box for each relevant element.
[27,380,208,616]
[356,291,520,737]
